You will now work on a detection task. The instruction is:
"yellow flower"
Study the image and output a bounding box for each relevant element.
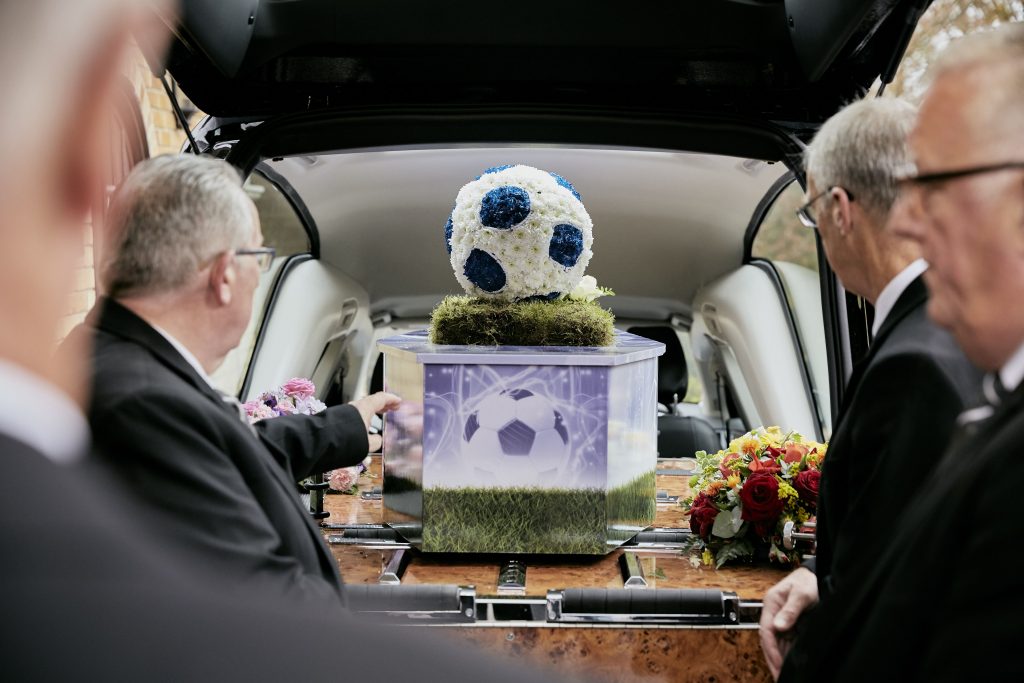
[778,480,799,501]
[701,548,714,566]
[727,474,740,489]
[737,436,760,457]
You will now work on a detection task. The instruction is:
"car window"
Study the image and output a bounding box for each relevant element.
[751,180,832,439]
[209,170,311,395]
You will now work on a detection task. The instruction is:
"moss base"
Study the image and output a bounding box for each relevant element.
[429,295,615,346]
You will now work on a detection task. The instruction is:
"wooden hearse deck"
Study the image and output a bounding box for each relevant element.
[323,457,786,682]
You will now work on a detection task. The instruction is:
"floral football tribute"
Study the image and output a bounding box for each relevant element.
[244,378,365,494]
[445,164,595,300]
[683,426,826,568]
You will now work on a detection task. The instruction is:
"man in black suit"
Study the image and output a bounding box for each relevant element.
[65,153,400,605]
[778,23,1024,682]
[759,98,984,677]
[0,3,563,681]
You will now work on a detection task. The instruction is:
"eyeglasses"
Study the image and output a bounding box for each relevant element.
[234,247,276,273]
[795,186,855,230]
[894,160,1024,188]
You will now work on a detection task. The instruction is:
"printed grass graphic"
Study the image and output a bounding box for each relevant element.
[420,470,656,553]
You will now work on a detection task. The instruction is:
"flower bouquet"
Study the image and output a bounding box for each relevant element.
[244,378,366,494]
[683,426,826,568]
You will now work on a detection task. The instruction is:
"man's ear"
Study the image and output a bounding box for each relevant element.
[830,188,854,237]
[208,252,235,306]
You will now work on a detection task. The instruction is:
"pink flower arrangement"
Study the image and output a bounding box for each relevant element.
[328,467,362,493]
[244,377,365,494]
[244,377,327,423]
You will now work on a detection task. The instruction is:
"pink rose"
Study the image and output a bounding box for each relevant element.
[250,404,275,422]
[274,397,297,415]
[282,377,316,400]
[328,467,360,493]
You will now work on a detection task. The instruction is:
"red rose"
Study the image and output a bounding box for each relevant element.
[688,493,720,539]
[740,472,784,537]
[793,469,821,509]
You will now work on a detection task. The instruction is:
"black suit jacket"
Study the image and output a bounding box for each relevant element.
[1,434,564,682]
[72,297,369,605]
[781,381,1024,682]
[809,276,982,598]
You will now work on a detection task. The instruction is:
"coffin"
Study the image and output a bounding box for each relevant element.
[378,330,665,554]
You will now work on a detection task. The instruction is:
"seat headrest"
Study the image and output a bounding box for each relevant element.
[628,325,687,407]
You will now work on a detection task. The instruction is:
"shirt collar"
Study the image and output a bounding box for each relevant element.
[999,340,1024,394]
[0,359,89,464]
[871,259,929,338]
[150,324,215,390]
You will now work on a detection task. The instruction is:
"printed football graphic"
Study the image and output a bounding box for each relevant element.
[462,388,571,483]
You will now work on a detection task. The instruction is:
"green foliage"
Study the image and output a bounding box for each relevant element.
[714,538,755,569]
[429,295,615,347]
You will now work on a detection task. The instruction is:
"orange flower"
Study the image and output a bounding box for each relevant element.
[783,443,809,463]
[719,452,741,478]
[727,474,741,488]
[705,480,726,495]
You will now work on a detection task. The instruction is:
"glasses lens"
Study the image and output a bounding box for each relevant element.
[796,206,817,229]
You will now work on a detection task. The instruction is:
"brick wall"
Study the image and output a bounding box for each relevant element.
[57,49,202,338]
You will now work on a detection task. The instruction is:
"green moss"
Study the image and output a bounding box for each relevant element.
[429,295,615,347]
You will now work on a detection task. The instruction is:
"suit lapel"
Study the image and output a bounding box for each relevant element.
[91,298,231,412]
[833,276,929,427]
[871,275,928,350]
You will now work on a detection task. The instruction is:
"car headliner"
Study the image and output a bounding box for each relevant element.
[265,145,789,319]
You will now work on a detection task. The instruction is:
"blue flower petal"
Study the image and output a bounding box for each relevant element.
[549,172,582,201]
[464,248,506,293]
[479,186,531,230]
[549,223,584,268]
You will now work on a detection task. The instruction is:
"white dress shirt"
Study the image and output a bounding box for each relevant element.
[151,324,214,390]
[999,340,1024,394]
[0,359,89,464]
[871,258,929,338]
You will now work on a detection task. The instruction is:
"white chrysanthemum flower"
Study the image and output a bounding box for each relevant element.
[444,164,594,300]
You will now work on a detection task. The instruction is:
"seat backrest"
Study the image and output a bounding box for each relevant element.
[627,325,723,457]
[657,414,722,459]
[627,325,687,408]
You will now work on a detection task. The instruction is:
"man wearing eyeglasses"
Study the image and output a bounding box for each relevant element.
[760,98,983,679]
[64,154,401,606]
[776,23,1024,683]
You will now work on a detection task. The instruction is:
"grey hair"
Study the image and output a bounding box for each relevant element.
[804,97,918,220]
[102,155,255,298]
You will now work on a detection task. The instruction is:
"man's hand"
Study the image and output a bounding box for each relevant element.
[348,392,401,453]
[759,567,818,680]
